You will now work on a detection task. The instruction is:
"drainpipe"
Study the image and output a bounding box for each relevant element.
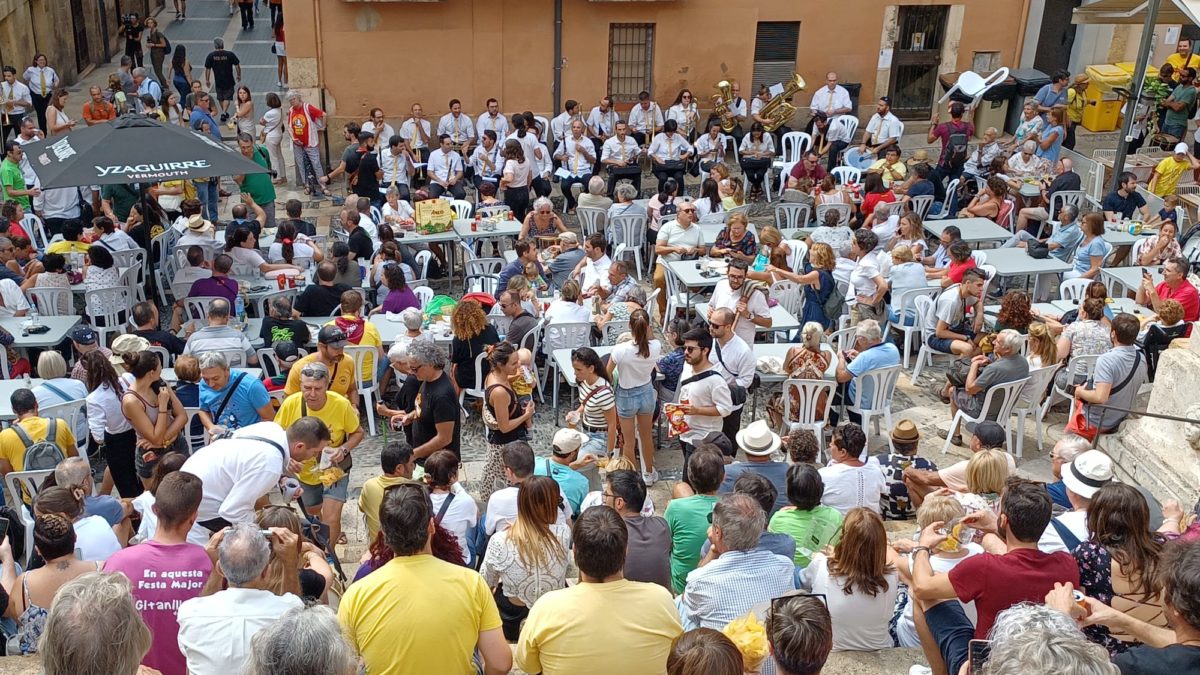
[312,0,330,170]
[553,0,562,115]
[1014,0,1032,68]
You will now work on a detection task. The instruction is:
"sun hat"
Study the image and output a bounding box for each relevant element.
[735,420,782,457]
[1062,450,1114,499]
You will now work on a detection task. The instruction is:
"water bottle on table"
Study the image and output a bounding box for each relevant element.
[235,295,246,330]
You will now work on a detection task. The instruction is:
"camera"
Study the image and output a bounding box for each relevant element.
[121,12,140,31]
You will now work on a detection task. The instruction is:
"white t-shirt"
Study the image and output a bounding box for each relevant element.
[709,281,771,346]
[430,484,478,565]
[871,215,900,249]
[0,279,30,317]
[1037,509,1090,554]
[545,300,592,324]
[610,339,662,388]
[925,285,976,336]
[484,486,571,535]
[74,514,122,561]
[227,246,266,270]
[267,241,316,265]
[655,221,705,263]
[818,459,887,516]
[578,254,611,293]
[850,251,887,302]
[894,544,982,648]
[503,158,532,188]
[677,363,734,444]
[803,552,900,651]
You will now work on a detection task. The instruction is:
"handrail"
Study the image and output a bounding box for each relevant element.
[1088,403,1200,449]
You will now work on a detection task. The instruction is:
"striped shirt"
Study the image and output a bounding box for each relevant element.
[578,378,615,430]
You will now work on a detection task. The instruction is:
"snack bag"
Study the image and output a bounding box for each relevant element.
[318,466,346,487]
[663,403,690,438]
[722,612,769,671]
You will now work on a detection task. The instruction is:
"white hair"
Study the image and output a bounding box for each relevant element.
[588,175,606,195]
[712,493,765,551]
[219,523,272,586]
[801,321,824,350]
[198,351,229,371]
[401,307,423,331]
[994,328,1024,354]
[533,196,554,213]
[41,572,151,675]
[1022,140,1037,153]
[855,319,883,344]
[1055,435,1091,463]
[985,603,1118,675]
[245,605,356,675]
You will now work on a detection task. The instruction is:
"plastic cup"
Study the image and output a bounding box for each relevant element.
[564,410,580,428]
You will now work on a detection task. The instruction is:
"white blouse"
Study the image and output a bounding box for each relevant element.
[480,523,572,606]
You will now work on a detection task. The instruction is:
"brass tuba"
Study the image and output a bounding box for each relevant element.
[757,73,806,132]
[711,80,737,132]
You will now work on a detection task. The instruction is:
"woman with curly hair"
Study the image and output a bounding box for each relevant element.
[993,289,1034,334]
[3,511,102,654]
[449,299,499,392]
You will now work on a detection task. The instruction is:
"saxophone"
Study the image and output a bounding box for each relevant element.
[757,73,807,132]
[711,80,737,132]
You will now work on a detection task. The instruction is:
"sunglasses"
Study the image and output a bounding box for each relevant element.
[684,345,705,353]
[679,208,697,214]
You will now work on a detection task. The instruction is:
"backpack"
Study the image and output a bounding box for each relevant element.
[943,123,970,170]
[160,32,171,55]
[12,419,66,471]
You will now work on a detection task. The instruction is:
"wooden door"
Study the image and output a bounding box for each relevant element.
[888,5,950,120]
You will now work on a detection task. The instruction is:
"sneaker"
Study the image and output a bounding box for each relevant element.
[219,113,229,123]
[909,667,933,675]
[936,428,964,446]
[642,469,659,486]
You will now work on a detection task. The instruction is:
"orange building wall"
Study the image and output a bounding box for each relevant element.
[287,0,1024,122]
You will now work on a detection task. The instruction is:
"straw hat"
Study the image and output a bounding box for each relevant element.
[735,420,782,457]
[907,149,931,166]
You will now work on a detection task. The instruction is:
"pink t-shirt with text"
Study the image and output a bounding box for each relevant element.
[104,540,213,675]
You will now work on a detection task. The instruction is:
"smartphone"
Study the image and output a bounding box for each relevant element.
[260,529,274,538]
[968,639,992,675]
[1142,268,1152,278]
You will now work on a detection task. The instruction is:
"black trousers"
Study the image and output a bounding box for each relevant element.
[632,131,647,147]
[1,112,24,142]
[741,158,771,190]
[607,168,642,197]
[652,164,686,189]
[1064,123,1077,151]
[429,182,466,200]
[591,137,605,176]
[531,176,552,199]
[827,383,863,427]
[560,173,591,211]
[104,428,141,498]
[124,42,143,68]
[505,186,531,222]
[494,585,530,642]
[722,407,744,450]
[826,141,849,171]
[269,2,282,24]
[29,94,49,133]
[239,2,254,27]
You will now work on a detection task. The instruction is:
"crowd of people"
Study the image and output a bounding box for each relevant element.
[1,12,1200,674]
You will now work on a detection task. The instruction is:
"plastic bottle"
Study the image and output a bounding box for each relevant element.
[235,295,246,328]
[29,305,39,327]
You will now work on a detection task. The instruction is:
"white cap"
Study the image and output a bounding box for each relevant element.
[552,428,590,455]
[1176,142,1190,155]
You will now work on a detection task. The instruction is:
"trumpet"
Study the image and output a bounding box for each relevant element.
[711,80,737,132]
[757,73,806,133]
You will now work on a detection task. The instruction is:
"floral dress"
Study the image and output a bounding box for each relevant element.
[768,347,832,426]
[1074,537,1168,656]
[713,229,758,258]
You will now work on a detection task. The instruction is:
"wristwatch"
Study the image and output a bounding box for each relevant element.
[912,546,932,556]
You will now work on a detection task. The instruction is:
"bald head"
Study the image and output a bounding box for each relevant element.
[713,307,735,325]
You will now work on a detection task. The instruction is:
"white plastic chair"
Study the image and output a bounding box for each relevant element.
[599,319,630,346]
[831,116,859,160]
[889,287,940,370]
[770,280,803,317]
[577,207,606,238]
[970,250,987,266]
[926,178,960,220]
[774,132,812,195]
[780,378,837,459]
[26,287,71,317]
[111,248,148,302]
[4,470,53,568]
[912,295,956,381]
[411,250,433,282]
[346,345,381,436]
[183,296,224,324]
[815,203,852,228]
[774,203,811,230]
[830,166,860,186]
[39,399,88,459]
[1009,364,1061,458]
[825,325,858,355]
[611,214,647,277]
[1059,278,1092,303]
[413,285,434,308]
[183,407,209,454]
[540,321,592,401]
[661,263,690,329]
[845,365,904,451]
[943,377,1030,454]
[257,288,299,319]
[22,213,49,252]
[450,199,474,220]
[464,257,504,295]
[1049,353,1100,410]
[457,351,488,418]
[907,195,935,219]
[938,68,1011,107]
[84,287,134,346]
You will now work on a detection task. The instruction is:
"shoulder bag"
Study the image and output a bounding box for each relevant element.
[1066,351,1142,441]
[712,339,758,407]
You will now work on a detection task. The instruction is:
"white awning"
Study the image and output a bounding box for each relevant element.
[1072,0,1200,25]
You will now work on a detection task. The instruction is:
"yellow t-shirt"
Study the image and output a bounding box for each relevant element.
[0,417,76,472]
[283,352,356,399]
[274,390,360,485]
[325,316,382,381]
[46,240,90,256]
[338,555,502,675]
[1067,88,1086,124]
[358,474,419,541]
[868,158,907,188]
[1167,53,1197,81]
[1153,156,1190,198]
[516,579,682,675]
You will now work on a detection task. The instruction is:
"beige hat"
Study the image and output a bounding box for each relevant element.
[558,231,578,244]
[109,334,151,369]
[907,149,931,166]
[552,428,590,455]
[186,214,214,232]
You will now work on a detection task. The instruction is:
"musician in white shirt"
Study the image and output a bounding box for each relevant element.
[648,119,692,188]
[627,90,664,146]
[379,135,415,202]
[475,97,509,141]
[601,120,643,196]
[809,72,853,120]
[693,121,728,175]
[532,138,554,199]
[398,102,433,184]
[361,108,395,158]
[812,111,853,171]
[426,134,466,200]
[586,96,617,173]
[739,122,776,198]
[437,99,476,158]
[554,119,595,213]
[849,96,902,170]
[0,66,31,141]
[666,89,700,141]
[705,80,748,144]
[550,99,581,151]
[470,130,503,190]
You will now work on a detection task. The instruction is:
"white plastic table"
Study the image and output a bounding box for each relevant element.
[664,258,724,289]
[924,218,1012,246]
[973,248,1072,298]
[0,317,80,348]
[0,378,43,419]
[1101,266,1162,298]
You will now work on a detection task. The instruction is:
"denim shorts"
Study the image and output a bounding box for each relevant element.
[615,382,657,417]
[926,323,973,355]
[301,473,349,504]
[924,600,974,675]
[580,430,608,457]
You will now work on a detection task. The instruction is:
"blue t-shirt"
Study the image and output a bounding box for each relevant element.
[85,495,125,526]
[198,371,271,430]
[906,180,935,198]
[1036,125,1064,162]
[535,457,589,516]
[1073,237,1109,274]
[1101,190,1146,220]
[846,342,901,403]
[1034,84,1068,117]
[1048,222,1084,263]
[1046,480,1072,509]
[718,461,789,514]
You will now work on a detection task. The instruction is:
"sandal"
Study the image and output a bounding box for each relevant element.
[928,382,950,404]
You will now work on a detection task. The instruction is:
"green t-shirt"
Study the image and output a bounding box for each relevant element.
[100,183,139,221]
[239,145,277,207]
[0,159,28,208]
[664,493,718,593]
[768,505,844,568]
[1166,85,1197,129]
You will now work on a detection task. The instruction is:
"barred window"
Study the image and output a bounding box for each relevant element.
[608,24,655,104]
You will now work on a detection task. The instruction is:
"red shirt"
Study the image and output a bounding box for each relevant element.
[860,190,896,218]
[789,160,827,184]
[946,258,977,284]
[1156,280,1200,336]
[948,547,1080,638]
